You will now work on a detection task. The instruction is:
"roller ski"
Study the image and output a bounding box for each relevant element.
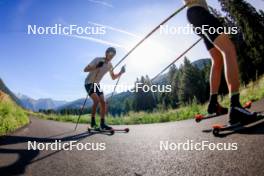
[87,127,115,135]
[195,101,252,123]
[195,103,228,123]
[212,107,264,137]
[87,120,114,135]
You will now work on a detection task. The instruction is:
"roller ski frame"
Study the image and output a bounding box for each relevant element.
[212,112,264,137]
[88,127,115,135]
[195,101,253,123]
[112,128,130,133]
[195,113,225,123]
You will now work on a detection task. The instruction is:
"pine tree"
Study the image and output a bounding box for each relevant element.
[169,65,180,108]
[133,76,156,111]
[218,0,264,78]
[179,57,207,104]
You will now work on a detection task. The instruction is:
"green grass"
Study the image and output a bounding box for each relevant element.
[36,76,264,125]
[0,93,29,135]
[220,76,264,107]
[31,100,206,125]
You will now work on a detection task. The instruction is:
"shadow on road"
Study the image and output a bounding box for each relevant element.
[45,130,75,138]
[0,131,96,176]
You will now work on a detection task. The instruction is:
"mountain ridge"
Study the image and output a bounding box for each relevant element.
[17,93,68,112]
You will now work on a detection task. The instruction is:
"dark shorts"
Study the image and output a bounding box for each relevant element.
[187,6,223,50]
[85,83,103,96]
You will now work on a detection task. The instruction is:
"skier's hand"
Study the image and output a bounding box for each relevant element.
[96,61,105,68]
[120,65,126,74]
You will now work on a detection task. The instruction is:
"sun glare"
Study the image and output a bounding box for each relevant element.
[125,39,173,78]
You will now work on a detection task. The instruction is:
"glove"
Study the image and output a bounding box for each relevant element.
[120,65,126,74]
[96,61,105,68]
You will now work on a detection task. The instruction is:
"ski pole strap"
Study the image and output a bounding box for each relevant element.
[151,38,202,82]
[113,4,187,70]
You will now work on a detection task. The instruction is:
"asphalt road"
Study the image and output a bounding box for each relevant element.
[1,99,264,176]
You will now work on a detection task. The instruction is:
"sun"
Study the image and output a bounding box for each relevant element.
[124,39,174,78]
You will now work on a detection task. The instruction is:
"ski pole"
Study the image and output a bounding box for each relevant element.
[110,75,121,100]
[113,4,187,70]
[74,93,89,130]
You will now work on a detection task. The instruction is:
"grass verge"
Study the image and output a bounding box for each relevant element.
[35,76,264,125]
[0,92,29,135]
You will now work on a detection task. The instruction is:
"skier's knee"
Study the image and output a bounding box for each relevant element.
[93,100,99,107]
[219,38,236,57]
[211,61,223,73]
[224,43,236,57]
[99,99,106,107]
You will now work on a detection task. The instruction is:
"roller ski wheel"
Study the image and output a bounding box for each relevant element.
[195,114,203,123]
[212,124,224,137]
[110,130,115,135]
[243,100,253,109]
[125,128,129,133]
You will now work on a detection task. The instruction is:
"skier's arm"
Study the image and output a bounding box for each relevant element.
[84,64,96,72]
[109,70,121,80]
[109,65,126,80]
[84,59,104,72]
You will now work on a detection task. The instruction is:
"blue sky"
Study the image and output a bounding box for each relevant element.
[0,0,263,101]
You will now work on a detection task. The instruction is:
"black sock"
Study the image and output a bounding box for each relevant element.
[100,118,105,125]
[209,94,218,105]
[91,117,95,123]
[231,93,241,107]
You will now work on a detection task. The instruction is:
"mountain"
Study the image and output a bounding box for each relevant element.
[56,98,93,110]
[36,98,67,110]
[152,73,168,85]
[17,93,68,112]
[192,58,211,70]
[56,92,115,111]
[0,78,23,106]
